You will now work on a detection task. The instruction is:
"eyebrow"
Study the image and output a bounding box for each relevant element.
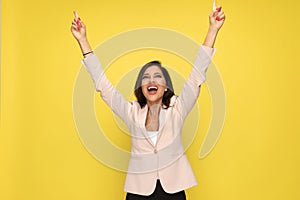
[143,72,162,75]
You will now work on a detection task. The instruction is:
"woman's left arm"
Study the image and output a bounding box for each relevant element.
[203,6,225,48]
[177,6,225,119]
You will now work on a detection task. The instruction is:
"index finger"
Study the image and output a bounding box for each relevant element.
[73,11,79,20]
[213,0,216,11]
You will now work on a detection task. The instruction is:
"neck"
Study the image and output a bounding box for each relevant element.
[145,102,161,131]
[147,103,161,114]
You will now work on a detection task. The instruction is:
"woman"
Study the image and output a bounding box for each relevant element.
[71,6,225,200]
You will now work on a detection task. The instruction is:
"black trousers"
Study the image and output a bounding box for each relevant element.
[126,179,186,200]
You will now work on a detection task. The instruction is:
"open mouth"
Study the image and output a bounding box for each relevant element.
[147,86,159,95]
[147,86,158,92]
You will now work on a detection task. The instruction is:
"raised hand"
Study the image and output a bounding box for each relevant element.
[70,11,92,56]
[209,5,225,31]
[71,11,87,42]
[202,3,226,48]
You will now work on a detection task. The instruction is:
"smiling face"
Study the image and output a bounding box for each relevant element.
[141,65,167,106]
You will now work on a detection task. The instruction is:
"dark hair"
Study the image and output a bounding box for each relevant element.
[134,60,175,108]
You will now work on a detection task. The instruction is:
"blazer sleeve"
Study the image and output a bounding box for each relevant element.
[81,54,132,126]
[176,45,216,119]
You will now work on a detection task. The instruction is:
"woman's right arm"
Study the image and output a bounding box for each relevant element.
[71,11,132,125]
[71,11,93,57]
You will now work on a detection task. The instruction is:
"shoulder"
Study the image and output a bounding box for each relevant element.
[170,95,179,106]
[129,100,142,109]
[162,95,178,109]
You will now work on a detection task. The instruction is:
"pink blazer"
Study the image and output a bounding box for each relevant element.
[82,45,216,195]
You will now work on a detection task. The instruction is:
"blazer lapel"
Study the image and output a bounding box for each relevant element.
[155,107,168,146]
[140,105,155,147]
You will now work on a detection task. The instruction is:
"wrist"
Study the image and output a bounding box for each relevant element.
[203,27,219,48]
[77,37,92,55]
[208,26,219,34]
[77,37,89,45]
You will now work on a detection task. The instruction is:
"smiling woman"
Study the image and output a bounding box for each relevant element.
[71,3,225,199]
[134,60,174,109]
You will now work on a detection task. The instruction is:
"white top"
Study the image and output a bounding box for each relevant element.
[147,131,158,146]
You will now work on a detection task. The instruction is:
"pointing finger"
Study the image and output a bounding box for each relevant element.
[213,0,216,11]
[73,10,79,20]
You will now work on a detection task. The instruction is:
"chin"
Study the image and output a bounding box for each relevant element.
[144,95,163,105]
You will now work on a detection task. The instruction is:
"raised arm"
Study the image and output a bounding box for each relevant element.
[71,11,93,57]
[203,5,225,48]
[177,6,225,119]
[71,11,132,126]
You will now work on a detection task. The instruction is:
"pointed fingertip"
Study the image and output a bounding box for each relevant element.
[213,0,217,11]
[73,10,79,18]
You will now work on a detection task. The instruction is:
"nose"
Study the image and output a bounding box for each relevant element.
[150,76,155,83]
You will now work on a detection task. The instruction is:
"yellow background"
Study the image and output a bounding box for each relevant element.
[1,0,300,199]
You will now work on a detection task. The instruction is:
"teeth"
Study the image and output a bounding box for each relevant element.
[148,86,158,91]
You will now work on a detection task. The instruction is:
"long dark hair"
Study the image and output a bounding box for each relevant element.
[134,60,175,108]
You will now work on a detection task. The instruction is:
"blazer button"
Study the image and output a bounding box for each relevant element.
[154,149,157,154]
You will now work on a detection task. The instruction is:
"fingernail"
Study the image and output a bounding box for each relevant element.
[216,16,220,21]
[78,17,81,21]
[216,7,221,12]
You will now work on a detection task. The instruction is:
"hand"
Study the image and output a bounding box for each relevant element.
[71,11,87,42]
[202,6,225,47]
[209,6,225,31]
